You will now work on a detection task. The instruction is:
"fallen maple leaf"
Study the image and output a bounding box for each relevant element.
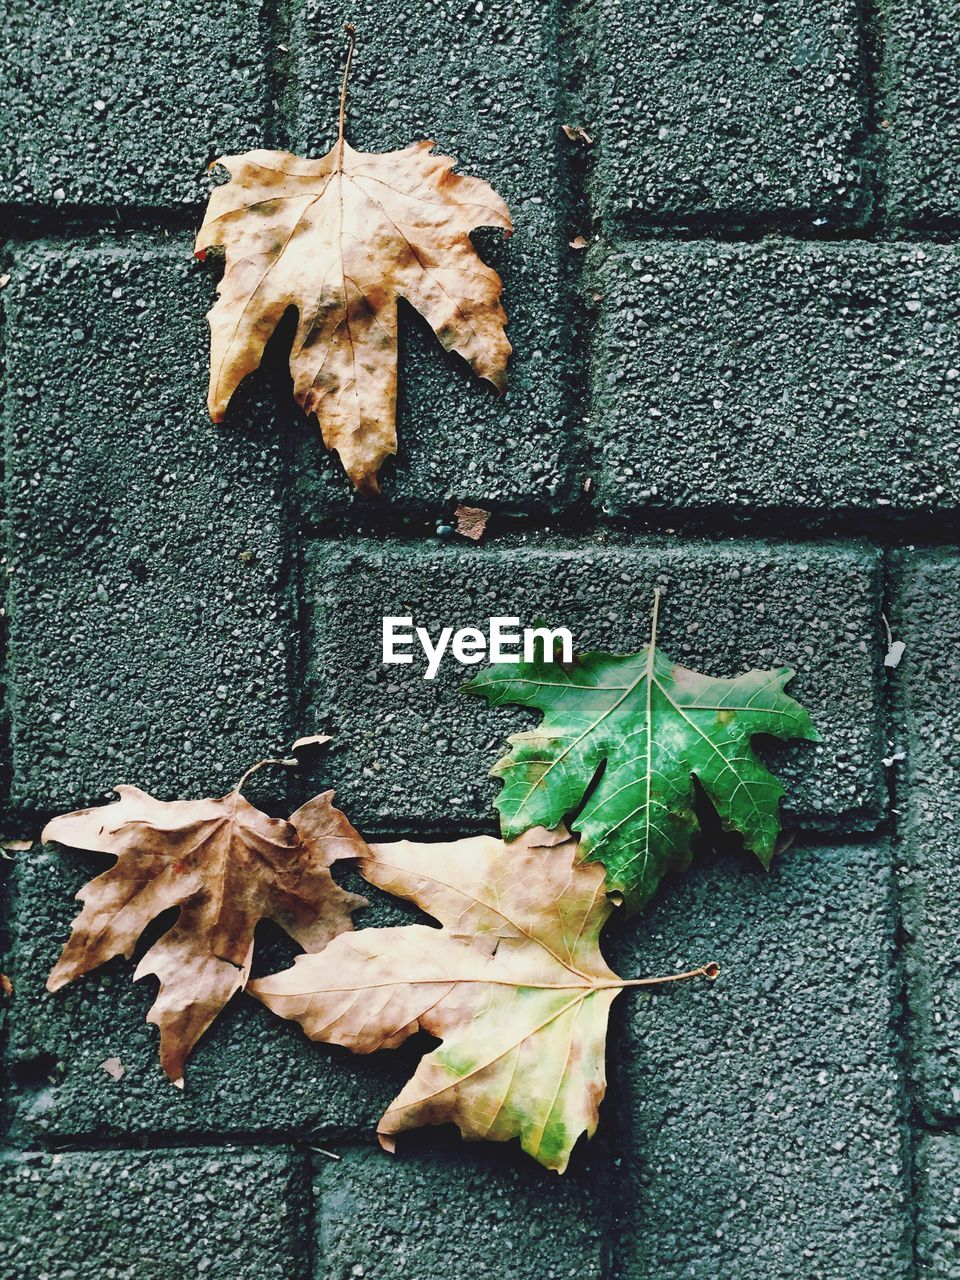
[195,26,512,495]
[465,590,819,913]
[44,760,368,1085]
[250,825,715,1172]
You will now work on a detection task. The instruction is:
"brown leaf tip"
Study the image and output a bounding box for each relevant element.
[704,962,720,981]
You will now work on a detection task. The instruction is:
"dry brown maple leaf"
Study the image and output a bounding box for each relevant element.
[195,28,512,495]
[250,825,715,1172]
[44,761,368,1085]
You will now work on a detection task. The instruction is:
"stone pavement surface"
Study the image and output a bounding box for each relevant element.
[0,0,956,1277]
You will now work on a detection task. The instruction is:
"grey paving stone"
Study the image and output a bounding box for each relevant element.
[4,842,418,1141]
[917,1135,960,1276]
[0,248,9,816]
[884,1,960,223]
[285,0,575,511]
[314,1142,608,1279]
[588,0,868,226]
[1,0,270,207]
[605,842,910,1280]
[890,550,960,1122]
[592,242,960,517]
[302,536,884,835]
[4,241,296,811]
[0,1146,309,1280]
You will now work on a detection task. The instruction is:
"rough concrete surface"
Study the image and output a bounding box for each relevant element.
[592,242,960,517]
[590,0,869,225]
[314,1143,609,1279]
[1,0,271,207]
[891,551,960,1123]
[0,1147,310,1280]
[4,242,295,812]
[606,842,910,1279]
[916,1135,960,1276]
[884,1,960,223]
[0,0,955,1277]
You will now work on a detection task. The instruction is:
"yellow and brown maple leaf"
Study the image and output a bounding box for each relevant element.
[195,36,512,494]
[44,783,368,1085]
[251,826,716,1172]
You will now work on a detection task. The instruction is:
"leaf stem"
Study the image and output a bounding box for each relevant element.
[235,758,299,795]
[338,23,356,150]
[257,964,721,997]
[649,585,661,649]
[612,961,719,990]
[880,611,893,649]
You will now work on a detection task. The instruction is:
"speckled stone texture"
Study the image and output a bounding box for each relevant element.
[0,0,956,1275]
[884,1,960,223]
[0,0,270,206]
[591,242,960,518]
[0,1147,310,1280]
[916,1135,960,1276]
[314,1143,609,1279]
[891,551,960,1123]
[302,538,884,834]
[4,242,295,812]
[606,841,911,1279]
[588,0,869,226]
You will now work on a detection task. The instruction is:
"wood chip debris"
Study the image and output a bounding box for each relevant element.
[291,734,333,752]
[561,124,593,144]
[454,505,492,542]
[884,640,906,669]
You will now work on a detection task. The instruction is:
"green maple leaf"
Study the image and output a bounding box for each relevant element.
[464,593,819,913]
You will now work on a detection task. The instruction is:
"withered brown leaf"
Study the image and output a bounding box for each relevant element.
[44,783,368,1085]
[195,32,512,495]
